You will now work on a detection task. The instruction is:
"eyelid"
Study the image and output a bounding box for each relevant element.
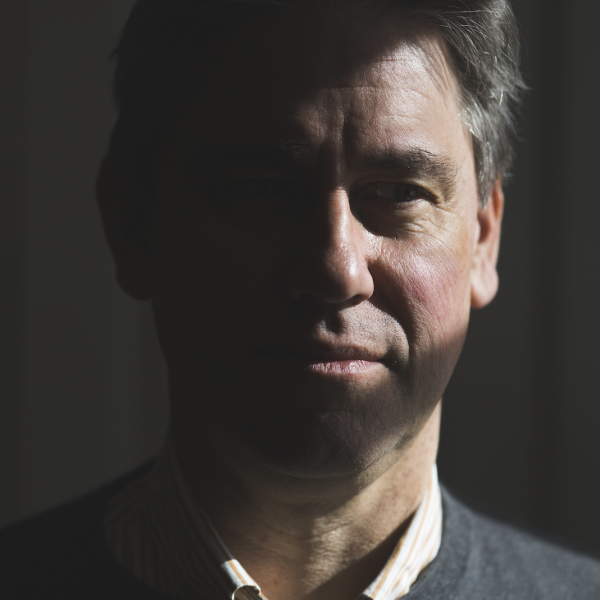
[356,180,439,203]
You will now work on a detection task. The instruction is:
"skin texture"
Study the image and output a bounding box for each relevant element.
[98,11,503,600]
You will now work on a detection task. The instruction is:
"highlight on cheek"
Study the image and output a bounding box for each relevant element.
[399,249,469,328]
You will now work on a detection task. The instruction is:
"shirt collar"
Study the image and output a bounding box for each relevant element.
[105,432,442,600]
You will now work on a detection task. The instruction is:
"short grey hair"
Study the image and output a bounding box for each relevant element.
[110,0,526,203]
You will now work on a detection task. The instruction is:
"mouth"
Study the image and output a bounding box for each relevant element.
[259,346,388,377]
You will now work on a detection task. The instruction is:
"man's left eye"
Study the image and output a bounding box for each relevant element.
[368,182,431,203]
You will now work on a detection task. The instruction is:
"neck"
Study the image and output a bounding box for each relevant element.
[171,404,441,600]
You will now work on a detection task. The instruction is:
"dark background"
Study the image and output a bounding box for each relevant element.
[2,1,599,555]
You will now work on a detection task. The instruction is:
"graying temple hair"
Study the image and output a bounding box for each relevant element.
[110,0,526,203]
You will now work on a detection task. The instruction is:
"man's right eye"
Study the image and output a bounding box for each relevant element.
[204,177,304,222]
[231,178,298,202]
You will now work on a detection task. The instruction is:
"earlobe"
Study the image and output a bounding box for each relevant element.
[470,179,504,309]
[96,156,154,301]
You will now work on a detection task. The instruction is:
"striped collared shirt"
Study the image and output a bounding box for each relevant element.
[105,434,442,600]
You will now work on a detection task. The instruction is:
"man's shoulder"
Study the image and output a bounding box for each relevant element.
[425,487,600,599]
[0,462,166,599]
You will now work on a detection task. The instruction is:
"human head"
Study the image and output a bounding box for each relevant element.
[109,0,524,204]
[98,1,516,481]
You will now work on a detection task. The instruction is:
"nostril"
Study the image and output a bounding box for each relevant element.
[349,294,364,307]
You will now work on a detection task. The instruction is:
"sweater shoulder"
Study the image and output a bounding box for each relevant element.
[447,490,600,599]
[0,462,166,599]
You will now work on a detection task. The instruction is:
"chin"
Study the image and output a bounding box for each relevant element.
[219,392,425,480]
[173,359,443,480]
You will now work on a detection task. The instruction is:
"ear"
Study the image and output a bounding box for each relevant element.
[470,178,504,309]
[96,156,153,300]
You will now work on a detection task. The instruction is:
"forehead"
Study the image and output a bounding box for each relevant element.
[169,12,467,167]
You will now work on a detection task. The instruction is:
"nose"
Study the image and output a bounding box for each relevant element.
[285,189,374,307]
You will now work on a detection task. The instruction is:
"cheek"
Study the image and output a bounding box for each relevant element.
[407,253,469,325]
[382,234,473,346]
[161,214,277,294]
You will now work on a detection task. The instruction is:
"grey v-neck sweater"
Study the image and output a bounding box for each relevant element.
[1,463,599,599]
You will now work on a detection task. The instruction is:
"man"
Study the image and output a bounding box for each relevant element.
[2,0,600,598]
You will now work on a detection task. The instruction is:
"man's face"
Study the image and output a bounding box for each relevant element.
[139,14,499,477]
